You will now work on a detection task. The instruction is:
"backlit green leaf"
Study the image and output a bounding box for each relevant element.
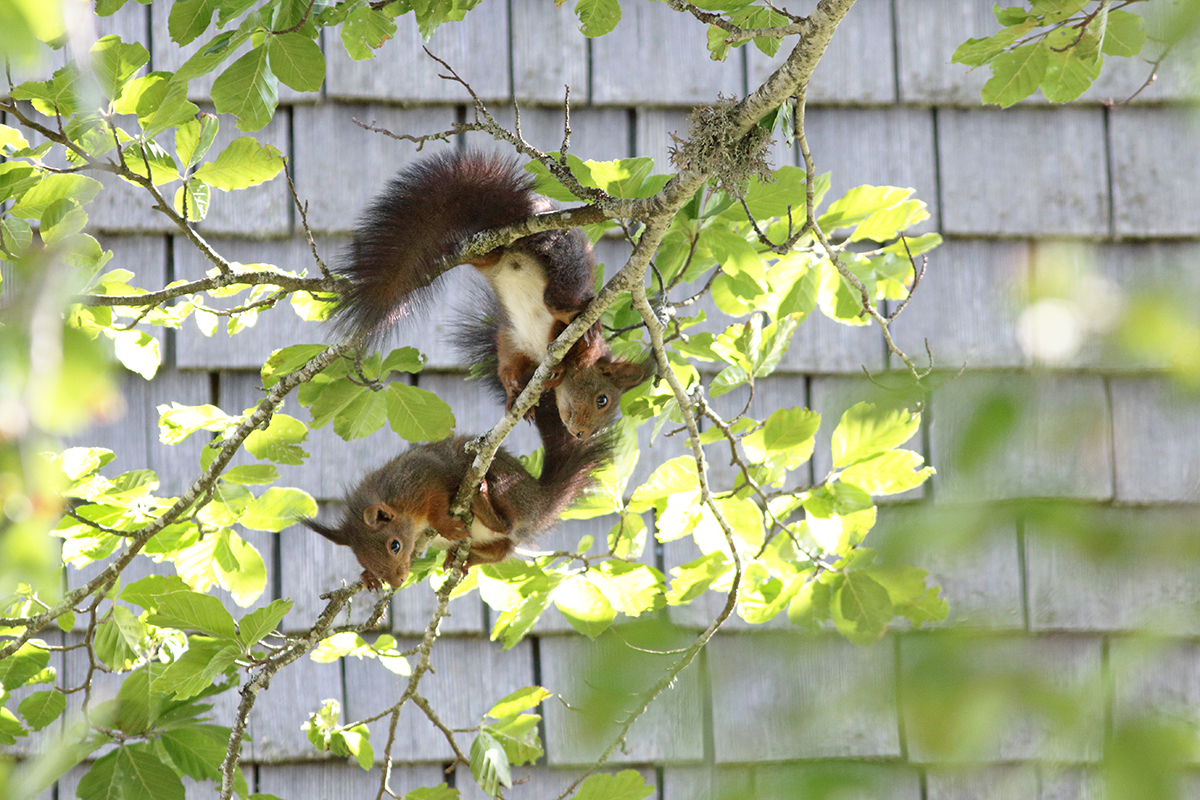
[193,137,285,191]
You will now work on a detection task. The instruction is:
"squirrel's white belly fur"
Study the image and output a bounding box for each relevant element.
[423,518,506,554]
[480,253,555,359]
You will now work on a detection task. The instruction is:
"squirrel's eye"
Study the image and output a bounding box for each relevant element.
[596,394,609,410]
[389,539,402,555]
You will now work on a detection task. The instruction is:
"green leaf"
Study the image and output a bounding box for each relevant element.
[666,551,731,605]
[9,174,103,220]
[403,787,459,800]
[109,329,161,379]
[223,464,280,485]
[741,166,808,218]
[241,486,317,532]
[157,402,235,444]
[212,530,269,607]
[333,389,389,441]
[94,605,145,670]
[193,137,286,191]
[175,113,220,169]
[490,588,557,650]
[17,690,66,731]
[159,727,245,793]
[1102,9,1147,57]
[333,726,374,769]
[267,32,325,91]
[244,413,310,465]
[574,0,620,37]
[0,643,50,691]
[174,179,211,222]
[485,687,552,720]
[122,745,187,800]
[340,4,398,60]
[381,346,426,375]
[41,198,89,245]
[743,406,819,468]
[866,565,948,627]
[89,35,149,101]
[788,578,832,631]
[830,402,921,470]
[133,75,201,139]
[169,0,216,45]
[262,344,328,387]
[1040,43,1103,103]
[575,770,654,800]
[155,637,241,700]
[485,714,543,765]
[589,562,665,617]
[982,41,1049,107]
[469,731,512,797]
[385,383,456,442]
[554,575,616,639]
[147,590,238,640]
[10,66,85,116]
[120,575,190,610]
[211,47,279,132]
[840,449,933,496]
[832,571,892,646]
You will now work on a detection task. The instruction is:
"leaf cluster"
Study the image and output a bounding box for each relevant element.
[953,1,1149,106]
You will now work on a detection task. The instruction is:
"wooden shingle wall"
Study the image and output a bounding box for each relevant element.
[53,0,1200,797]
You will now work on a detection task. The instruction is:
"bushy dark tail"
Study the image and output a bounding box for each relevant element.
[330,150,538,347]
[450,290,510,406]
[527,399,614,527]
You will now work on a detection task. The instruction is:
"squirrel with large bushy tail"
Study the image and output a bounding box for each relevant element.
[329,150,651,438]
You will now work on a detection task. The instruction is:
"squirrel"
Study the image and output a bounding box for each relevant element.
[330,149,650,438]
[301,399,612,589]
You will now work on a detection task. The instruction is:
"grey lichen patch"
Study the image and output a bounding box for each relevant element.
[669,95,773,198]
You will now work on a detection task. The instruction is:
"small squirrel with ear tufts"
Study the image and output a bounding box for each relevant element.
[330,149,651,439]
[300,400,612,589]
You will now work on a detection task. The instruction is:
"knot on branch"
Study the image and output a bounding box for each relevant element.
[669,95,772,198]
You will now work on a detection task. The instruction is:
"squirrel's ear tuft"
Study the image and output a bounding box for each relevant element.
[601,355,655,389]
[363,502,397,529]
[300,517,348,545]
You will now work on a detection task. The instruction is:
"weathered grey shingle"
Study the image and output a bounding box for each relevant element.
[1111,377,1200,503]
[280,509,385,633]
[464,106,633,163]
[459,766,658,800]
[893,0,995,105]
[343,636,533,762]
[889,238,1030,370]
[708,632,901,760]
[803,107,939,232]
[1111,106,1200,238]
[662,765,754,800]
[938,108,1109,237]
[928,372,1113,502]
[901,634,1103,762]
[749,0,898,105]
[540,630,705,765]
[257,762,445,799]
[925,766,1039,800]
[592,3,742,106]
[1111,638,1200,744]
[292,104,458,233]
[511,0,589,104]
[1027,507,1200,634]
[250,655,345,761]
[755,763,924,800]
[172,235,329,370]
[324,9,510,102]
[875,504,1024,630]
